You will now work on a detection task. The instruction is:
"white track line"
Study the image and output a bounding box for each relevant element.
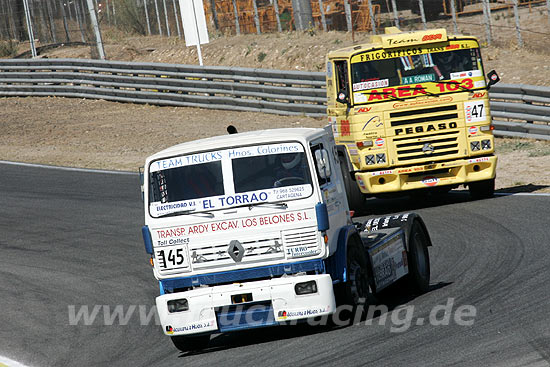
[0,160,137,175]
[0,355,32,367]
[449,190,550,197]
[494,192,550,197]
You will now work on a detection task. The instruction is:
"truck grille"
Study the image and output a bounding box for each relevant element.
[394,130,460,162]
[190,232,285,270]
[188,226,320,270]
[389,104,463,164]
[389,104,458,122]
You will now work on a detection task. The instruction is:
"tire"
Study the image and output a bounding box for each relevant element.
[469,178,495,200]
[332,236,372,325]
[170,334,210,353]
[338,156,366,213]
[406,221,430,294]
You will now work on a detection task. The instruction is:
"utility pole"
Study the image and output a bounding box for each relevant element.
[86,0,106,59]
[162,0,171,36]
[144,0,152,35]
[23,0,37,57]
[60,0,71,42]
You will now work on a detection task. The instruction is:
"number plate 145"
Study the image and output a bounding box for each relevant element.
[155,244,190,272]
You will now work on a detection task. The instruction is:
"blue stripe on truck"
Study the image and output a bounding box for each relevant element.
[160,259,325,292]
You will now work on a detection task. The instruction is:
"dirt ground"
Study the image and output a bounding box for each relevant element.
[36,3,550,86]
[2,5,550,193]
[0,97,548,193]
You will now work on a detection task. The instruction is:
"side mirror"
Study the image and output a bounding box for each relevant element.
[486,70,500,89]
[139,166,144,202]
[315,149,331,179]
[336,90,350,106]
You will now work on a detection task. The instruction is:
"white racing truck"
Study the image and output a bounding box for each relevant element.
[141,126,433,352]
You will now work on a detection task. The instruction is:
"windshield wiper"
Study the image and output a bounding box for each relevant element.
[156,208,214,218]
[247,202,288,210]
[408,86,439,97]
[360,90,405,101]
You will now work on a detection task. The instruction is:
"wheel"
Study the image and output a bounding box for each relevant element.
[273,176,304,187]
[336,235,372,308]
[170,334,210,353]
[332,235,372,325]
[338,155,366,213]
[469,178,495,200]
[406,221,430,294]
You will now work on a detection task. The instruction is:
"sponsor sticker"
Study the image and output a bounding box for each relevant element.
[329,116,338,137]
[356,107,372,113]
[354,92,368,104]
[371,170,393,176]
[469,126,478,135]
[422,176,439,187]
[450,70,482,79]
[402,73,436,85]
[286,246,321,259]
[468,157,490,163]
[277,306,331,321]
[353,79,389,91]
[341,119,351,136]
[375,138,385,147]
[474,80,487,88]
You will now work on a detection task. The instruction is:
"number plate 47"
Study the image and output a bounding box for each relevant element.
[464,101,486,123]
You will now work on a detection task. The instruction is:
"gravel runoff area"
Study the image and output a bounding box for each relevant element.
[0,97,548,193]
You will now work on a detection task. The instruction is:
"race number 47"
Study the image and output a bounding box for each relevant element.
[464,101,486,123]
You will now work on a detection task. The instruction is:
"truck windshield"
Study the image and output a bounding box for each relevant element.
[148,142,313,217]
[232,152,312,192]
[351,47,483,102]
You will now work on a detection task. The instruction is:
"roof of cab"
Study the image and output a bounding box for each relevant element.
[146,127,326,162]
[327,28,472,59]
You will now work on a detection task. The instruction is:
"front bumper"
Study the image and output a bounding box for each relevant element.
[355,155,497,194]
[156,274,335,336]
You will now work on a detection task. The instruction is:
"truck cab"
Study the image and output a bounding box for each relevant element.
[327,27,500,209]
[141,127,432,352]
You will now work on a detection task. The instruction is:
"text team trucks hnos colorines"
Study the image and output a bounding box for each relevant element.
[141,127,433,352]
[326,27,500,210]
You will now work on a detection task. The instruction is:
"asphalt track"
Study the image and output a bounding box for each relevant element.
[1,162,550,367]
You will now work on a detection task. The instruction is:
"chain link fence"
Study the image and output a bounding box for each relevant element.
[1,0,550,58]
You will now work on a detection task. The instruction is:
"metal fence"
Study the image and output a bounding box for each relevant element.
[0,58,549,139]
[3,0,550,60]
[0,58,327,116]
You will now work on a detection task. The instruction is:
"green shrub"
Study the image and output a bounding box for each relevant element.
[115,0,148,35]
[0,40,18,58]
[257,51,267,62]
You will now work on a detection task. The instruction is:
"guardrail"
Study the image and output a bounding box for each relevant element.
[0,58,327,118]
[0,59,548,139]
[490,84,550,140]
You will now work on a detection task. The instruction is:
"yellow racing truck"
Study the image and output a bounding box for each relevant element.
[327,27,501,210]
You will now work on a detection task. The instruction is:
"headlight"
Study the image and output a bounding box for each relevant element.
[470,141,480,151]
[295,281,318,295]
[376,153,386,164]
[167,298,189,313]
[365,154,375,165]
